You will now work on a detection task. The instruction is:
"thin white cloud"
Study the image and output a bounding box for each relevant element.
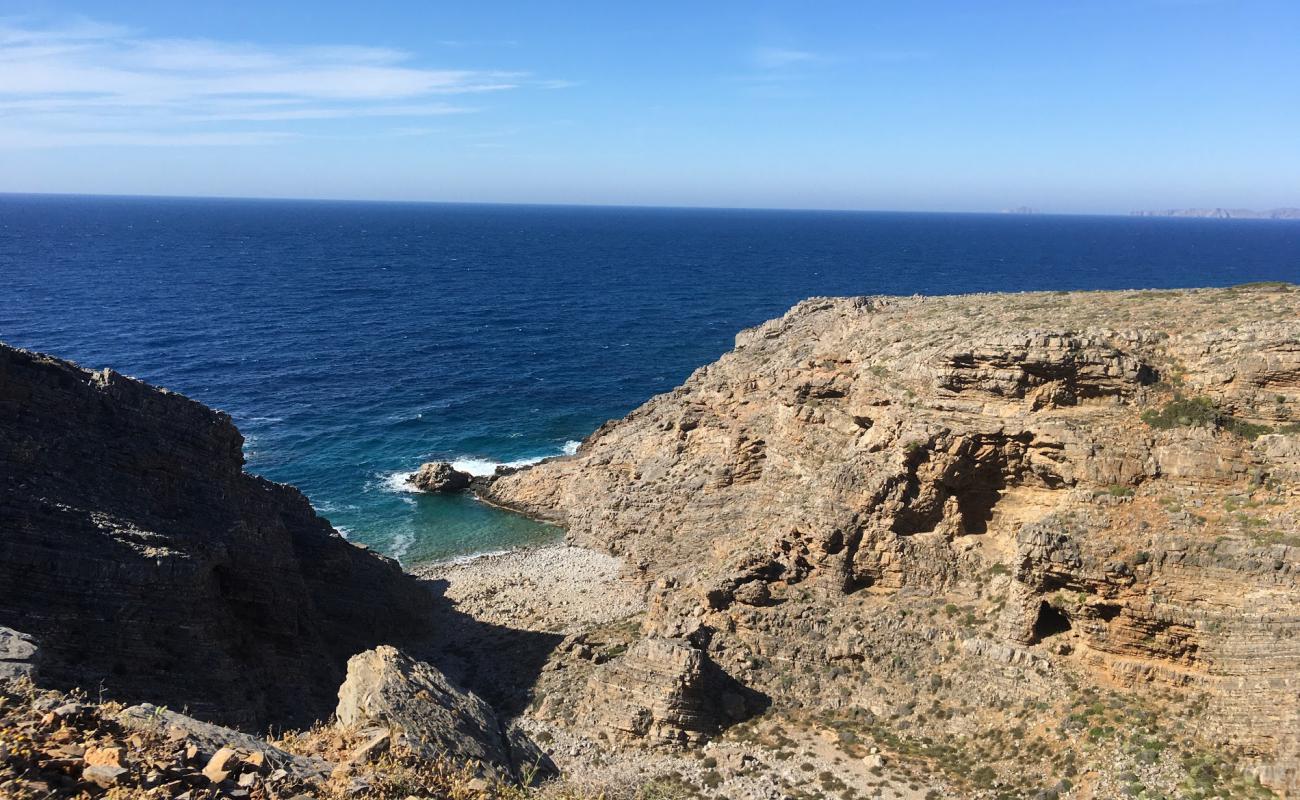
[0,17,561,148]
[751,46,821,70]
[0,128,298,148]
[749,45,931,73]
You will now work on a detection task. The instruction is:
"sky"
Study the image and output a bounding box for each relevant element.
[0,0,1297,212]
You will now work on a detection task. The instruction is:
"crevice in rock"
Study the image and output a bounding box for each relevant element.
[1031,601,1072,643]
[1093,603,1123,622]
[890,434,1023,536]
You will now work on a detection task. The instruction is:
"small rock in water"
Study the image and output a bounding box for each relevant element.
[407,462,472,493]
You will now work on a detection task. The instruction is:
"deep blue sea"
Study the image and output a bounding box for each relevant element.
[2,194,1297,562]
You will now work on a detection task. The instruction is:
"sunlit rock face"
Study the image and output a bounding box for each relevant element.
[487,286,1300,794]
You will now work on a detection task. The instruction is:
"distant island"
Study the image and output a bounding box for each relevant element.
[1132,207,1300,219]
[999,205,1037,214]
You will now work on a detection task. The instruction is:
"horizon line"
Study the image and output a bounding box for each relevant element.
[2,190,1298,221]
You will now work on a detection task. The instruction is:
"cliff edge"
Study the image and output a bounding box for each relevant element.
[0,344,434,730]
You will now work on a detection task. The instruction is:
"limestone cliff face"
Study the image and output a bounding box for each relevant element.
[487,286,1300,794]
[0,344,432,730]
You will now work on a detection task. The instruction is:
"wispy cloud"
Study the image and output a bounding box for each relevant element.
[751,46,822,70]
[749,44,930,72]
[0,16,561,147]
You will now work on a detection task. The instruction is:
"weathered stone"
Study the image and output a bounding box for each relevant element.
[84,744,127,769]
[0,626,39,681]
[347,729,391,765]
[407,461,472,493]
[83,765,128,788]
[731,580,771,606]
[336,646,553,783]
[577,638,718,748]
[485,287,1300,794]
[202,747,238,783]
[118,704,330,781]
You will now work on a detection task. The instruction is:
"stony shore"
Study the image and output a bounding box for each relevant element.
[412,544,645,634]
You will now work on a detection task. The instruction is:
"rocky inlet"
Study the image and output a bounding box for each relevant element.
[4,285,1300,799]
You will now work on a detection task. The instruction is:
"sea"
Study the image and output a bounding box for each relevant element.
[2,194,1297,563]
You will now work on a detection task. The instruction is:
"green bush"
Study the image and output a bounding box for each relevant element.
[1141,396,1219,430]
[1141,395,1274,440]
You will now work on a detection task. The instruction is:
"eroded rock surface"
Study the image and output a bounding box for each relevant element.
[485,286,1300,796]
[335,646,553,783]
[0,344,434,729]
[0,627,39,681]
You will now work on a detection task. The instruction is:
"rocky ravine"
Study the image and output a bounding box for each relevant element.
[0,342,569,797]
[484,285,1300,797]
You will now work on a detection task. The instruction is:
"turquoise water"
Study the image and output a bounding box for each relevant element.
[2,194,1296,562]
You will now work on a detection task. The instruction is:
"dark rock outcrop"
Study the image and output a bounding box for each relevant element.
[407,461,472,493]
[0,343,433,729]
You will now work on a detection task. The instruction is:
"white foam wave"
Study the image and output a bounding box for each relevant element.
[389,529,414,562]
[437,547,516,566]
[381,470,418,493]
[378,440,583,491]
[451,440,581,476]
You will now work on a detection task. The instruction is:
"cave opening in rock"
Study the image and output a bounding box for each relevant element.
[1032,601,1072,642]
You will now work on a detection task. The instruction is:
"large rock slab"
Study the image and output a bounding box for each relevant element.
[336,646,553,783]
[0,626,39,681]
[117,703,332,781]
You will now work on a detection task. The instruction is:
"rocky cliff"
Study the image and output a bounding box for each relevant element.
[0,343,434,730]
[486,285,1300,797]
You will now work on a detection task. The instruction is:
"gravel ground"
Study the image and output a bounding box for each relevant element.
[412,544,645,634]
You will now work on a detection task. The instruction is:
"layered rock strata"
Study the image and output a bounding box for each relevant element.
[485,285,1300,794]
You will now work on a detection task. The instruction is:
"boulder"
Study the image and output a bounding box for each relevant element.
[578,637,719,748]
[335,646,553,783]
[407,462,473,493]
[732,580,771,606]
[0,626,39,681]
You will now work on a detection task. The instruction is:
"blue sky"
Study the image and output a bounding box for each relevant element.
[1,1,1297,212]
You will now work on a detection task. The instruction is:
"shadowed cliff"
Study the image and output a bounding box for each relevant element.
[0,343,436,730]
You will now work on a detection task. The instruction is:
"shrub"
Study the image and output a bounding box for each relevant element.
[1141,396,1274,440]
[1141,396,1219,430]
